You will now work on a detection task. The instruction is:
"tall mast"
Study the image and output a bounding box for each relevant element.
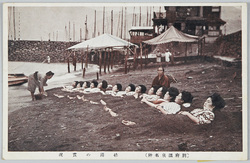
[8,7,12,40]
[69,21,70,41]
[139,6,141,26]
[80,28,82,41]
[124,7,127,40]
[103,7,105,34]
[73,22,75,41]
[111,10,113,35]
[94,10,96,37]
[13,6,16,40]
[85,15,88,40]
[121,7,123,38]
[116,11,120,37]
[65,25,67,41]
[147,7,149,26]
[132,7,134,26]
[149,6,152,26]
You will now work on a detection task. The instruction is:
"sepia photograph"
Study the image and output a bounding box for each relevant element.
[2,3,247,160]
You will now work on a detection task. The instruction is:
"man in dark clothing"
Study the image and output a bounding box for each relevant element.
[152,66,170,88]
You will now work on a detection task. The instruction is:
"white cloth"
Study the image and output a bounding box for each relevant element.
[161,102,181,114]
[164,52,172,62]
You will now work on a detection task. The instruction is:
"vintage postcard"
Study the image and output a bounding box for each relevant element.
[2,3,248,160]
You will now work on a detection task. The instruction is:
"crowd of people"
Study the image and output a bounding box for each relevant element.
[27,66,225,125]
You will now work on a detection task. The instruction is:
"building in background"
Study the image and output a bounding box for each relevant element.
[153,6,226,43]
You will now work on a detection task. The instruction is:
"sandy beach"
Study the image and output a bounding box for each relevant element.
[8,60,242,151]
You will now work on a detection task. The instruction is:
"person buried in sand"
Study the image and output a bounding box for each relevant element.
[140,86,165,102]
[105,83,122,96]
[141,90,193,115]
[83,79,98,92]
[83,80,108,94]
[133,85,147,99]
[116,83,136,97]
[179,93,225,125]
[153,87,179,104]
[27,71,54,101]
[152,66,171,88]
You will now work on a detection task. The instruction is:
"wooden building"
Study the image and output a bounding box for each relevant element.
[128,26,154,45]
[153,6,226,43]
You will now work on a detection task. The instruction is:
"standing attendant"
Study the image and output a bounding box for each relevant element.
[156,50,162,64]
[164,49,172,67]
[152,66,170,88]
[47,56,50,64]
[27,71,54,101]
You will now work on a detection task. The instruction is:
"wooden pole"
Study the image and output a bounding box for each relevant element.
[67,54,70,73]
[83,68,86,78]
[121,7,123,38]
[108,49,110,72]
[125,48,128,74]
[111,48,114,69]
[111,10,113,35]
[185,43,187,63]
[74,51,76,71]
[85,46,88,68]
[133,47,136,70]
[81,50,83,69]
[99,50,102,76]
[104,49,107,73]
[94,10,96,37]
[96,72,99,80]
[145,48,148,67]
[140,43,143,71]
[103,7,105,34]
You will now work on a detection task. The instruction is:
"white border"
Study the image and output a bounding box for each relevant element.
[2,2,248,160]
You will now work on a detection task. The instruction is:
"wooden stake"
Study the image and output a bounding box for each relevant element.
[185,43,187,63]
[104,49,107,73]
[85,46,88,68]
[108,49,110,72]
[67,56,70,73]
[83,67,86,78]
[81,50,83,69]
[111,49,114,69]
[73,51,76,71]
[96,72,99,80]
[140,43,143,71]
[125,48,128,74]
[133,47,136,70]
[99,50,102,76]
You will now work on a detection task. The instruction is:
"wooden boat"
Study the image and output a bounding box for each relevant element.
[8,73,28,86]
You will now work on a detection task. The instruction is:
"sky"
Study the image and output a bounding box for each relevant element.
[6,4,242,42]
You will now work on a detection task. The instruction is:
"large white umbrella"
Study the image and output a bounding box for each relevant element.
[143,26,198,45]
[68,33,137,50]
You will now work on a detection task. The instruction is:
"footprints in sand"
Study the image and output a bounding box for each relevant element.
[122,120,136,126]
[53,93,64,98]
[54,90,135,125]
[100,99,118,117]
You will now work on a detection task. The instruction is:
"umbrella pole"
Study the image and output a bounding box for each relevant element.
[74,51,76,71]
[111,48,114,69]
[108,48,110,72]
[185,43,187,63]
[81,50,83,69]
[140,43,143,71]
[85,46,89,68]
[104,49,107,74]
[133,47,136,70]
[67,55,70,73]
[99,50,102,76]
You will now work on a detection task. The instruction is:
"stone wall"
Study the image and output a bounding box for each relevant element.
[8,40,79,62]
[215,31,242,58]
